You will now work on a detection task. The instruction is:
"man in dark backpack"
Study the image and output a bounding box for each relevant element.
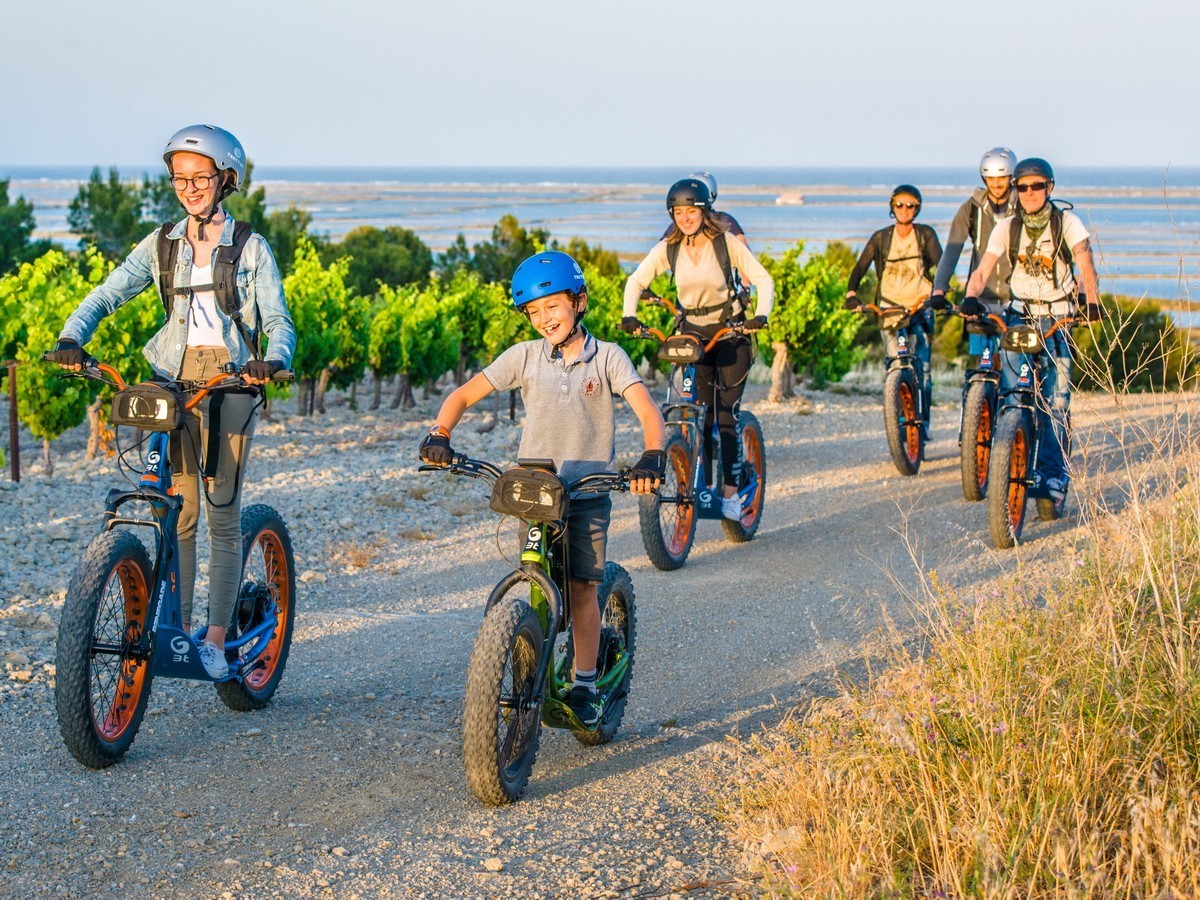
[928,148,1020,363]
[844,185,943,431]
[962,157,1102,502]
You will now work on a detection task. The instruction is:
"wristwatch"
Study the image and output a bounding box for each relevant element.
[428,424,450,438]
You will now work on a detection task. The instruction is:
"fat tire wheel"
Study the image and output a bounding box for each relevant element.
[988,412,1032,549]
[573,562,637,747]
[462,598,544,806]
[960,381,995,502]
[884,368,922,476]
[55,530,155,768]
[638,432,696,570]
[215,505,297,712]
[722,410,767,543]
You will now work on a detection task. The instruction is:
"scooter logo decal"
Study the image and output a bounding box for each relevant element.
[170,636,190,663]
[524,526,542,551]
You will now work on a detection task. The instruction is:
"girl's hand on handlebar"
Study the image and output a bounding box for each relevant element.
[418,426,455,466]
[843,295,863,311]
[744,316,768,331]
[927,292,951,311]
[46,339,87,371]
[620,316,644,333]
[241,359,285,385]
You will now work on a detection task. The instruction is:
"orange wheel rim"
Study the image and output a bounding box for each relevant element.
[94,561,150,741]
[664,445,693,554]
[244,530,291,690]
[899,383,920,463]
[742,427,764,521]
[1008,427,1028,531]
[975,403,992,491]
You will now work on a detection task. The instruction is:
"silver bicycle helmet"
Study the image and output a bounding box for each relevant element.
[979,147,1018,180]
[689,171,718,203]
[163,124,247,190]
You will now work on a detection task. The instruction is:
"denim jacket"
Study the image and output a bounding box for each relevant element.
[60,216,296,379]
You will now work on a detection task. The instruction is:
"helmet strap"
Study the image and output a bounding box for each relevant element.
[549,302,585,360]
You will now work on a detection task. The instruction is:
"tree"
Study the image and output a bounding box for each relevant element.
[555,237,621,278]
[2,248,158,472]
[67,167,151,260]
[265,207,325,278]
[434,234,473,280]
[0,180,52,275]
[282,238,349,415]
[757,242,863,398]
[141,172,180,224]
[329,225,432,295]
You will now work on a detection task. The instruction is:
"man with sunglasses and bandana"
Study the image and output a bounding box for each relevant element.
[960,157,1102,505]
[844,185,943,436]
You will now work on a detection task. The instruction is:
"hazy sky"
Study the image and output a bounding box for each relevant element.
[3,0,1197,169]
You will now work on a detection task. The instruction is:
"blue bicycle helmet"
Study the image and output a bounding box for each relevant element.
[510,251,587,308]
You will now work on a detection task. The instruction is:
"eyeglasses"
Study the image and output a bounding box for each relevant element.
[169,172,220,192]
[1015,182,1049,193]
[891,202,918,210]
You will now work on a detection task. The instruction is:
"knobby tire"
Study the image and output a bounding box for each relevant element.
[638,432,696,570]
[722,410,766,543]
[883,368,922,476]
[988,411,1032,549]
[960,381,995,502]
[55,530,156,768]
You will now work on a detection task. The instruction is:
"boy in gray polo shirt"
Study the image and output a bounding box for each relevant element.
[420,251,666,728]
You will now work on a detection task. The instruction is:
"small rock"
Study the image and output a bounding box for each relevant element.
[299,571,327,585]
[332,846,347,857]
[482,857,504,872]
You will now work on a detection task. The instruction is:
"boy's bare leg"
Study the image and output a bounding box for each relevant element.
[569,580,600,674]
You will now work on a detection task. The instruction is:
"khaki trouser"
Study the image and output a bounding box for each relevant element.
[174,347,259,629]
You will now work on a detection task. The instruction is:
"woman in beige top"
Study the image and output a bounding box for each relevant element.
[621,178,773,520]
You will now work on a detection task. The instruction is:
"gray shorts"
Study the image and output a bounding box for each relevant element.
[566,495,612,583]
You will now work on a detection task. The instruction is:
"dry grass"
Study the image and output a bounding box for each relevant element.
[728,311,1200,897]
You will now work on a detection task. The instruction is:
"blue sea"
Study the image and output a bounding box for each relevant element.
[7,165,1200,303]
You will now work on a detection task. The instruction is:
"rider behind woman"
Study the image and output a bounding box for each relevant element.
[49,125,296,680]
[929,148,1020,364]
[621,178,774,521]
[844,185,943,422]
[962,157,1101,501]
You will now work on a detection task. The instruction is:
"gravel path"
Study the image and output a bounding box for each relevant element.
[0,371,1150,898]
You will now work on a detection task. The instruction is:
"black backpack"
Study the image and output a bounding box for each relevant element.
[1005,202,1076,289]
[665,232,742,324]
[156,220,260,358]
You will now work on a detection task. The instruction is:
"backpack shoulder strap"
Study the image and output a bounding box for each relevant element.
[711,231,736,297]
[1007,214,1022,273]
[213,221,260,359]
[156,223,179,315]
[666,239,679,276]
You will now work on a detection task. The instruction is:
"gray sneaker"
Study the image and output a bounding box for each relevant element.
[1045,477,1067,501]
[198,641,229,679]
[720,495,743,521]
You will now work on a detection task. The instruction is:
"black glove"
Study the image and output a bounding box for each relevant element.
[959,296,985,318]
[620,316,643,334]
[242,359,284,382]
[47,338,86,368]
[843,296,862,311]
[744,316,768,331]
[419,427,454,466]
[1084,302,1104,323]
[927,293,950,311]
[630,449,666,482]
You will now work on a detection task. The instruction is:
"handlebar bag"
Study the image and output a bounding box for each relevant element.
[110,383,184,431]
[490,466,566,522]
[656,334,704,364]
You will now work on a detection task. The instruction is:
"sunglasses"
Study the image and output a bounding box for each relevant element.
[1016,182,1049,193]
[891,202,918,210]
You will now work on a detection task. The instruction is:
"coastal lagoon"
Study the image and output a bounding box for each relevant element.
[7,165,1200,303]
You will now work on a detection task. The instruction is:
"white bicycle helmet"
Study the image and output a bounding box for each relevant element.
[689,171,718,203]
[979,147,1017,180]
[163,124,246,191]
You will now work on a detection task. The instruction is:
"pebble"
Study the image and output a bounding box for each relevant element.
[482,858,504,872]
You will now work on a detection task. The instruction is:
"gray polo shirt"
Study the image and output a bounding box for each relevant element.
[483,330,643,486]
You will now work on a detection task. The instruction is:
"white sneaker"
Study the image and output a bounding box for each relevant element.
[721,495,742,521]
[198,640,229,679]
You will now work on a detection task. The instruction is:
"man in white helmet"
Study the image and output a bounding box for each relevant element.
[928,148,1019,363]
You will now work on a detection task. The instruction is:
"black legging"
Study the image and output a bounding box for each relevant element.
[690,335,752,489]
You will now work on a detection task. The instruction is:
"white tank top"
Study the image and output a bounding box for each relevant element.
[186,263,225,346]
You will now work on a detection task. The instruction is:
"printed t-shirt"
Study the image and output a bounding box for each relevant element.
[985,209,1089,314]
[880,229,933,307]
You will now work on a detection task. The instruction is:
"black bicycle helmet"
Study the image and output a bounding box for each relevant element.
[666,178,712,214]
[1013,157,1054,183]
[890,184,923,214]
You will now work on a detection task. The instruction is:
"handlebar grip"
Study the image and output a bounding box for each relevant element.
[271,370,295,383]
